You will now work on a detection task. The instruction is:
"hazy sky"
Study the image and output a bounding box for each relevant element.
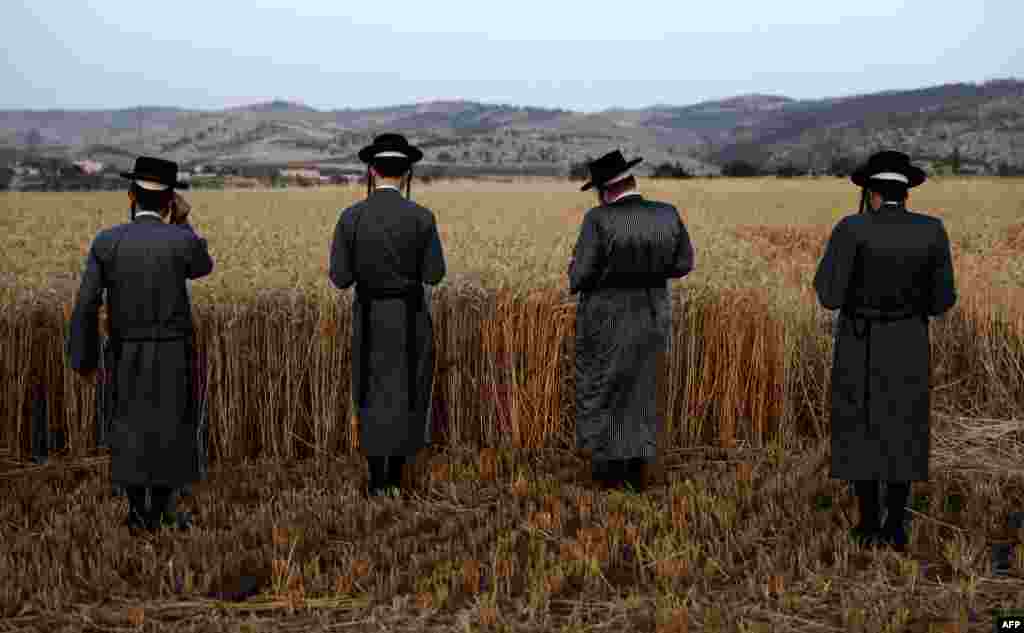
[3,1,1022,112]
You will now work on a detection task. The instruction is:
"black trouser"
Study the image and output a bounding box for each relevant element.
[854,480,911,529]
[594,458,645,490]
[367,456,406,491]
[125,486,177,526]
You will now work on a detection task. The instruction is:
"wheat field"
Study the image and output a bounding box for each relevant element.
[1,178,1024,632]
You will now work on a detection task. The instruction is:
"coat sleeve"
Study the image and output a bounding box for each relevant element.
[928,219,957,316]
[328,208,355,289]
[568,212,604,295]
[66,235,106,373]
[421,213,446,285]
[669,214,695,278]
[813,216,856,311]
[180,222,214,280]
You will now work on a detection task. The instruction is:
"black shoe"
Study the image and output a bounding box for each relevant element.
[881,481,911,553]
[878,521,908,553]
[146,511,191,532]
[623,458,646,494]
[849,523,881,547]
[597,460,628,490]
[177,511,194,530]
[165,511,193,531]
[592,460,612,488]
[851,480,881,547]
[125,511,149,534]
[387,456,406,490]
[619,471,643,493]
[367,457,391,498]
[367,486,401,499]
[366,476,389,496]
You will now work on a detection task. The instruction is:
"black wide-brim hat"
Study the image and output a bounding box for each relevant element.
[358,133,424,164]
[851,150,926,189]
[581,150,643,191]
[120,156,189,190]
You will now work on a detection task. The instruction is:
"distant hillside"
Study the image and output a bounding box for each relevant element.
[229,100,319,114]
[1,80,1022,175]
[329,100,573,131]
[0,107,187,147]
[611,94,797,150]
[706,80,1024,169]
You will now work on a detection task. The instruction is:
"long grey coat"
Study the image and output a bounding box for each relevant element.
[329,188,446,456]
[569,193,695,461]
[814,203,956,482]
[67,214,214,488]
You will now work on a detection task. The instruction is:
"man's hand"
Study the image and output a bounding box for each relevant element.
[171,194,192,225]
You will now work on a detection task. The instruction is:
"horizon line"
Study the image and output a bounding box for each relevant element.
[1,76,1020,115]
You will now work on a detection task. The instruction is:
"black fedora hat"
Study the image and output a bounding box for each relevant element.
[120,156,189,190]
[358,133,424,164]
[851,151,926,189]
[580,150,643,191]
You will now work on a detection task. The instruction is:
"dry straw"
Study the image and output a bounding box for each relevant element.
[478,447,498,481]
[0,259,831,459]
[2,181,1022,463]
[460,558,482,594]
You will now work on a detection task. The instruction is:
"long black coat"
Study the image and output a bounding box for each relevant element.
[67,213,214,488]
[329,188,446,456]
[569,193,695,461]
[814,203,956,482]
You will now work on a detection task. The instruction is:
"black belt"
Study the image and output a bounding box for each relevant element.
[111,334,191,342]
[843,308,924,433]
[844,307,923,329]
[356,284,424,411]
[110,327,193,343]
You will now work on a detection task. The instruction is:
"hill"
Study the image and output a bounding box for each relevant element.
[229,100,320,114]
[1,80,1021,176]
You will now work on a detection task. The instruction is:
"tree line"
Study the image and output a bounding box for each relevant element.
[4,149,1024,193]
[566,147,1024,182]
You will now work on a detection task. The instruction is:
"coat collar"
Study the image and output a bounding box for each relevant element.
[607,192,642,205]
[876,201,906,213]
[368,187,406,202]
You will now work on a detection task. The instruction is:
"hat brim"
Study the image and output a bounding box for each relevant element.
[120,172,190,190]
[851,165,926,189]
[358,145,424,164]
[580,157,643,191]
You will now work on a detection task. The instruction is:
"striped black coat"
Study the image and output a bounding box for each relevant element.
[814,204,956,481]
[568,193,694,461]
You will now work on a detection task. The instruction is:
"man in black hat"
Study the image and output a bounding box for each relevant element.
[569,150,695,493]
[67,156,214,533]
[814,151,956,552]
[329,134,446,497]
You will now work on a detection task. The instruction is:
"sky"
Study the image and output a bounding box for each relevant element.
[2,1,1022,112]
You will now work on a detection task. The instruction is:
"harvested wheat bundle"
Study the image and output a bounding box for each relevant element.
[1,283,1022,465]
